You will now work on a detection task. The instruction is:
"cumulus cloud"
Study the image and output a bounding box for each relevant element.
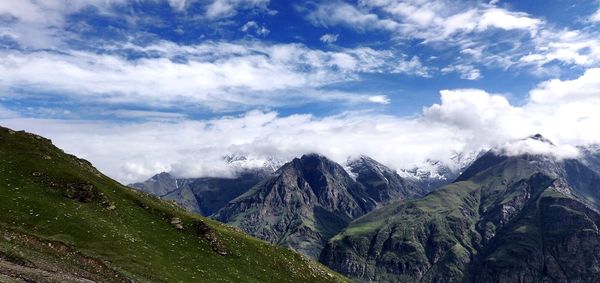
[529,68,600,104]
[0,41,425,110]
[3,68,600,183]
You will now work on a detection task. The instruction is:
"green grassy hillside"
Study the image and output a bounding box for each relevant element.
[0,126,348,283]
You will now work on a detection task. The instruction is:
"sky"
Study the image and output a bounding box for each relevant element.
[1,0,600,183]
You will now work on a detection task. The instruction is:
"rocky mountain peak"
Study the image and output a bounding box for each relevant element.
[347,155,391,173]
[152,171,175,181]
[528,133,555,145]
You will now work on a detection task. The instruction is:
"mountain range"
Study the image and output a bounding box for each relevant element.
[131,134,600,282]
[131,153,458,259]
[5,125,600,282]
[322,136,600,282]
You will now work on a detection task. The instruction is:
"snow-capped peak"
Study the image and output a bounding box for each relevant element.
[397,150,481,182]
[223,154,285,173]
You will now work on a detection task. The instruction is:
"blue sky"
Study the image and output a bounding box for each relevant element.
[1,0,600,182]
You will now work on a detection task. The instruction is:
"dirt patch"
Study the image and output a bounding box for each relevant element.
[1,229,132,283]
[0,259,95,283]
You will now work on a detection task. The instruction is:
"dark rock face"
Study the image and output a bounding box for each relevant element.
[129,170,268,216]
[62,182,98,203]
[348,156,427,204]
[321,148,600,282]
[215,154,378,258]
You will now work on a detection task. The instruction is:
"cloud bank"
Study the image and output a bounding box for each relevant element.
[3,68,599,183]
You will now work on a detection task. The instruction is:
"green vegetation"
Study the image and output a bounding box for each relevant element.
[0,127,348,282]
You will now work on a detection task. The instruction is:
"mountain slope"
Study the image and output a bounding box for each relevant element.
[130,170,267,216]
[0,126,347,283]
[214,154,377,259]
[321,139,600,282]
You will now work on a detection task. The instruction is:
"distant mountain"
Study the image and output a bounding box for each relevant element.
[214,154,424,259]
[398,150,480,191]
[347,155,428,203]
[321,135,600,282]
[0,126,347,282]
[130,169,269,216]
[224,154,285,173]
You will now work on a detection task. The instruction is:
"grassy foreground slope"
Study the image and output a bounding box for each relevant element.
[0,126,347,283]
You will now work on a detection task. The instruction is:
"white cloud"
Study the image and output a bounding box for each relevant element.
[306,2,399,32]
[320,33,339,44]
[423,70,600,148]
[392,56,430,76]
[441,64,482,80]
[529,68,600,104]
[519,29,600,68]
[0,0,272,48]
[590,8,600,22]
[495,138,580,159]
[0,41,424,110]
[241,21,270,36]
[305,0,600,75]
[423,89,520,142]
[4,68,600,183]
[308,0,541,41]
[205,0,270,19]
[476,8,541,35]
[368,95,391,104]
[167,0,188,11]
[0,0,123,48]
